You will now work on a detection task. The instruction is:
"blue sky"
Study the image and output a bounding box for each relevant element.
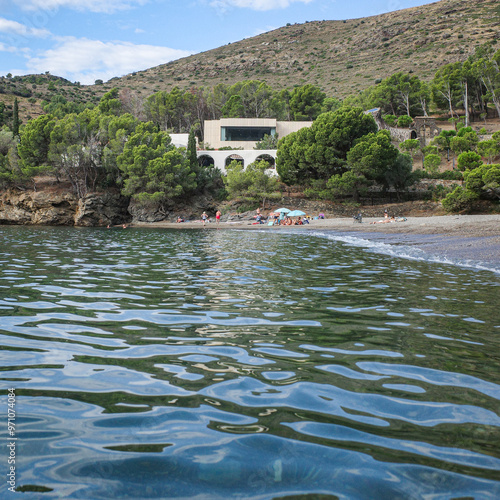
[0,0,435,85]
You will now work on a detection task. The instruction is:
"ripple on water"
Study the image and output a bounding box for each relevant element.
[0,226,499,498]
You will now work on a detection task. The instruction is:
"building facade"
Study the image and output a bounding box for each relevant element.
[203,118,312,150]
[198,118,313,172]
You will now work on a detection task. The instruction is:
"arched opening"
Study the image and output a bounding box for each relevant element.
[225,154,244,168]
[411,130,418,140]
[198,155,215,168]
[255,154,276,169]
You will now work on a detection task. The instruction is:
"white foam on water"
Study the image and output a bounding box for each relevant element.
[308,230,500,276]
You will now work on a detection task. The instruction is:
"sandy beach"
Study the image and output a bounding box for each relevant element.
[132,214,500,270]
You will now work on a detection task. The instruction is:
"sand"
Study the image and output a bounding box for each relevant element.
[131,214,500,270]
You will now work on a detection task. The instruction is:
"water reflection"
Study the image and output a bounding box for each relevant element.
[0,226,499,499]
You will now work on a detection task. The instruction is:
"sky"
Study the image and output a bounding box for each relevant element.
[0,0,436,85]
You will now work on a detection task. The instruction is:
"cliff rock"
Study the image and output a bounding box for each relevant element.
[0,188,130,226]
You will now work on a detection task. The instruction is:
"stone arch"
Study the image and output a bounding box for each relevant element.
[411,130,418,140]
[225,154,244,168]
[198,154,214,168]
[255,154,276,168]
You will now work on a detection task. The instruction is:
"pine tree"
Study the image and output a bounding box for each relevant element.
[187,128,198,170]
[12,98,20,136]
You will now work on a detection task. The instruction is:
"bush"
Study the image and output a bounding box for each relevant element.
[382,114,397,127]
[397,115,414,128]
[441,186,478,213]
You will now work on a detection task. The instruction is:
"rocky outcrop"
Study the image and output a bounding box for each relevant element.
[74,192,131,227]
[0,188,130,226]
[0,189,77,225]
[128,194,218,223]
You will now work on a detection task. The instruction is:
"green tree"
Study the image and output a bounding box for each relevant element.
[117,122,196,207]
[0,102,5,127]
[457,151,483,172]
[187,127,198,170]
[382,114,397,127]
[275,126,313,185]
[442,186,478,213]
[223,160,279,208]
[321,97,342,114]
[99,112,139,187]
[289,84,326,121]
[269,89,291,120]
[465,164,500,200]
[450,128,479,156]
[17,114,55,178]
[371,72,424,116]
[0,128,21,187]
[221,95,245,118]
[43,95,92,118]
[276,106,378,185]
[324,130,400,201]
[400,139,420,158]
[423,153,441,174]
[48,109,102,197]
[326,170,369,200]
[472,46,500,118]
[347,130,399,186]
[12,98,20,136]
[432,129,456,161]
[477,139,500,164]
[98,88,122,116]
[432,63,462,118]
[254,133,279,150]
[397,115,413,128]
[384,152,416,199]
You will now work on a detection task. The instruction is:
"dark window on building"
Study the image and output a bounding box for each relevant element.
[221,127,275,142]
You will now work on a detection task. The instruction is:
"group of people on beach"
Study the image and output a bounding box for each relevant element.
[369,210,407,224]
[201,210,222,226]
[269,215,309,226]
[191,208,325,227]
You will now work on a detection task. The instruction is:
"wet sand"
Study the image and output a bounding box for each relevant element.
[132,214,500,269]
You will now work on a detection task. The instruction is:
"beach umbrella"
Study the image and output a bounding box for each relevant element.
[287,210,306,217]
[274,207,290,213]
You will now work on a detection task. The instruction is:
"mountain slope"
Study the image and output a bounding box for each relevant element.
[107,0,499,98]
[1,0,499,122]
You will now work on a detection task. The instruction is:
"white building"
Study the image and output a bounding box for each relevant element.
[198,118,313,172]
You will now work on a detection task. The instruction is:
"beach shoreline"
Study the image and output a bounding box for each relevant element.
[131,214,500,237]
[131,214,500,269]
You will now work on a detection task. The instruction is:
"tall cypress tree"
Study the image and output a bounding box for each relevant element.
[187,128,198,170]
[12,98,20,136]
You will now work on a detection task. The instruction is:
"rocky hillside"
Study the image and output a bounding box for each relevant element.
[1,0,499,123]
[126,0,498,98]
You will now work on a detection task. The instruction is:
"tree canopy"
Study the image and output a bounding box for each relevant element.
[276,106,378,184]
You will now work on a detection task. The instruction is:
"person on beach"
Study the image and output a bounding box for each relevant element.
[215,210,221,225]
[201,211,208,226]
[371,216,396,224]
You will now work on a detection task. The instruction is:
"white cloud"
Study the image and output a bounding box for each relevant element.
[26,37,192,84]
[209,0,313,12]
[13,0,148,14]
[0,17,51,37]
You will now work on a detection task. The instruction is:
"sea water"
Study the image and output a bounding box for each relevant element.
[0,226,499,499]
